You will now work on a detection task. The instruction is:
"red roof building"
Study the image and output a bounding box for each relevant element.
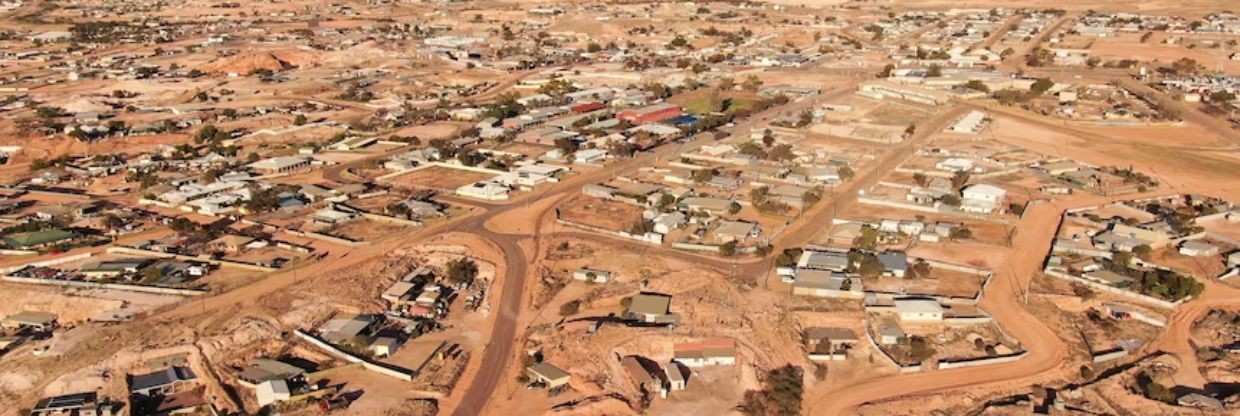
[570,102,607,113]
[617,104,682,124]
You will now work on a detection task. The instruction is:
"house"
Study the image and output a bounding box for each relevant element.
[382,281,418,304]
[572,268,612,283]
[1082,270,1135,287]
[526,362,571,388]
[949,111,987,134]
[960,184,1007,214]
[673,338,737,367]
[573,148,608,164]
[1178,240,1219,257]
[803,166,842,184]
[31,392,120,416]
[902,220,930,236]
[652,212,687,234]
[877,252,909,278]
[582,184,616,199]
[129,366,198,396]
[394,199,444,219]
[625,292,675,323]
[208,234,255,253]
[664,361,686,392]
[792,270,862,298]
[318,314,381,344]
[1091,232,1146,252]
[151,388,207,415]
[679,197,734,214]
[370,337,401,357]
[456,181,510,201]
[894,298,944,322]
[621,355,665,396]
[714,220,760,242]
[330,136,378,151]
[877,322,905,345]
[935,158,975,172]
[255,380,291,408]
[311,208,358,224]
[803,327,860,353]
[248,156,311,174]
[1109,223,1171,248]
[2,311,58,332]
[797,250,849,272]
[1228,251,1240,268]
[236,359,305,387]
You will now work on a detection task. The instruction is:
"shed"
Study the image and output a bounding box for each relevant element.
[526,362,571,388]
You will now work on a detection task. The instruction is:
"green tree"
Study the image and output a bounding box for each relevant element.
[742,75,763,92]
[964,80,989,93]
[854,226,878,251]
[1030,78,1055,95]
[446,258,479,286]
[738,365,803,416]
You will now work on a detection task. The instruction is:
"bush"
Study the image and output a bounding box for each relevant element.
[446,258,478,286]
[1138,372,1175,403]
[559,300,581,316]
[737,365,803,416]
[1079,365,1094,379]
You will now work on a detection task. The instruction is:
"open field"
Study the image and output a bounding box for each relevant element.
[385,166,497,191]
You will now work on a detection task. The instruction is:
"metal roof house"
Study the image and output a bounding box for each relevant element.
[129,366,198,396]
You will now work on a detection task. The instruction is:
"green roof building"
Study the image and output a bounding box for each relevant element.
[3,229,76,249]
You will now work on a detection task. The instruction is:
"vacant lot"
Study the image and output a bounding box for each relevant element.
[672,89,763,115]
[866,103,931,126]
[326,219,411,242]
[385,166,495,191]
[558,194,645,233]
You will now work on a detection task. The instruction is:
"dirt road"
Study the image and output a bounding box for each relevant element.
[1141,279,1240,389]
[807,199,1072,415]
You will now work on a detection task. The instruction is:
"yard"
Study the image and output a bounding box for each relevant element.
[557,194,645,233]
[672,90,763,115]
[384,166,496,192]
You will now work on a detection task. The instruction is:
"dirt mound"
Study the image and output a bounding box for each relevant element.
[198,49,316,75]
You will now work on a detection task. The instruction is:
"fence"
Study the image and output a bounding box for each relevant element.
[1043,268,1181,310]
[107,247,278,272]
[1,275,207,296]
[554,219,662,245]
[284,230,368,247]
[936,352,1026,370]
[0,252,95,274]
[293,330,415,382]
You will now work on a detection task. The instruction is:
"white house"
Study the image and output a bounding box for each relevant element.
[672,339,737,367]
[935,158,975,173]
[1179,240,1219,257]
[653,212,687,234]
[572,268,612,283]
[960,184,1007,214]
[456,181,510,200]
[573,148,608,164]
[894,298,944,323]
